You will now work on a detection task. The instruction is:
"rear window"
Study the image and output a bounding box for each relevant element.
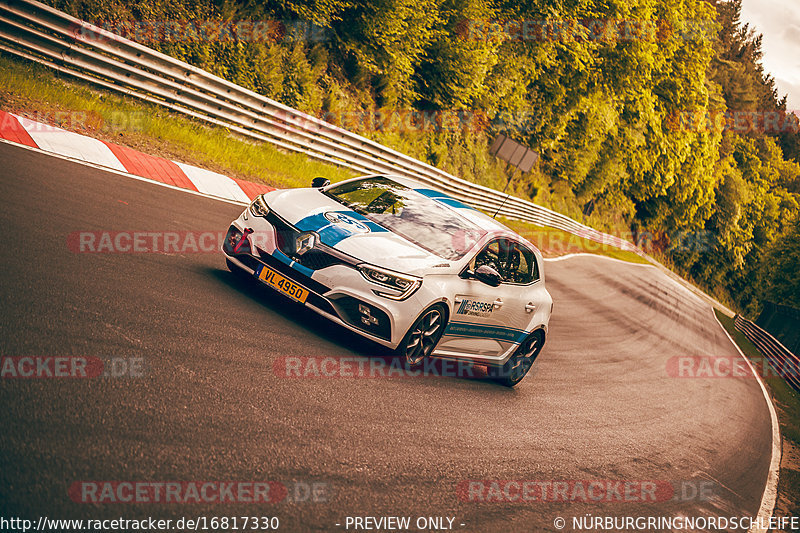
[324,177,486,260]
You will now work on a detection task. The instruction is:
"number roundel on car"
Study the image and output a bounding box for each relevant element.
[324,212,371,234]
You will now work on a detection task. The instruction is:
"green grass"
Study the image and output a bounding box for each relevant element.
[499,217,651,264]
[714,309,800,519]
[0,51,651,266]
[652,249,741,315]
[8,41,795,513]
[0,53,355,189]
[714,310,800,442]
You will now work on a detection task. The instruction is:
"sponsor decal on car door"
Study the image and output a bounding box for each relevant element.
[436,285,529,358]
[435,238,541,359]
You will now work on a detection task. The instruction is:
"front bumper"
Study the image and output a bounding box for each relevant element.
[222,212,425,349]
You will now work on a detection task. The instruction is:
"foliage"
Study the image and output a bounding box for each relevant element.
[44,0,800,313]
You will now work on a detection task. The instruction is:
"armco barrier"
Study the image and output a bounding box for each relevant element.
[0,0,640,252]
[735,314,800,392]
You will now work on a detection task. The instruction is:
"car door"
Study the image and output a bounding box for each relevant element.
[434,238,542,360]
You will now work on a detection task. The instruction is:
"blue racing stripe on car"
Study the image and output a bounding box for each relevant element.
[444,321,528,344]
[272,248,315,278]
[295,213,353,246]
[295,211,387,247]
[414,188,476,211]
[436,197,476,210]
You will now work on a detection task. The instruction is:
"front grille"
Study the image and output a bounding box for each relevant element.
[295,249,345,270]
[227,248,390,341]
[230,251,338,316]
[255,248,332,296]
[266,212,297,254]
[265,212,351,271]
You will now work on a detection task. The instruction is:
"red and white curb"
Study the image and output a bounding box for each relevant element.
[0,109,781,529]
[0,110,273,202]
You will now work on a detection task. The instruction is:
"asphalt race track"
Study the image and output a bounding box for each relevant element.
[0,141,773,531]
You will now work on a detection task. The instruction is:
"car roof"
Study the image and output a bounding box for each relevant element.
[322,174,541,258]
[327,174,511,231]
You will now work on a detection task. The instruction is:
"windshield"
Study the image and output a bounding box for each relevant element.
[323,177,486,260]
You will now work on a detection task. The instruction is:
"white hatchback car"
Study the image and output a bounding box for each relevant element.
[223,175,553,386]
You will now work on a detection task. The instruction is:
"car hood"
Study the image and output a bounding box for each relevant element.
[263,188,457,274]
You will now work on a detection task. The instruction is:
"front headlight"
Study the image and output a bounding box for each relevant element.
[249,195,270,217]
[359,264,421,300]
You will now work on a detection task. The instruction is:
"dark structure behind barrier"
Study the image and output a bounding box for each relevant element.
[757,301,800,356]
[489,134,539,173]
[735,313,800,391]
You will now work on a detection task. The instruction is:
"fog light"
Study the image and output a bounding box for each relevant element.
[233,228,253,254]
[227,231,240,249]
[358,304,379,326]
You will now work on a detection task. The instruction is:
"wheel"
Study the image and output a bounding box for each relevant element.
[395,304,447,369]
[488,330,545,387]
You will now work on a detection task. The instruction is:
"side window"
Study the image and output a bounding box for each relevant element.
[473,240,502,273]
[472,239,538,284]
[506,243,539,284]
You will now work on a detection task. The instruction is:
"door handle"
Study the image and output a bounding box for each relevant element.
[493,298,503,309]
[525,302,537,313]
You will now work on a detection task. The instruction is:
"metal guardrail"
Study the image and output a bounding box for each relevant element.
[0,0,640,251]
[735,314,800,392]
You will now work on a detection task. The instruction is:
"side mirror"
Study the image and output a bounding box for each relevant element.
[311,177,331,188]
[472,265,502,287]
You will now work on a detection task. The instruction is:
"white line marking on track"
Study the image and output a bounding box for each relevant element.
[0,135,780,525]
[174,160,252,203]
[543,252,652,266]
[711,309,780,533]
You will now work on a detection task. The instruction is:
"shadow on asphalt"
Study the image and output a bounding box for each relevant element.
[205,266,525,389]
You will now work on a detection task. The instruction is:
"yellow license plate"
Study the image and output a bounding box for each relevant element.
[256,265,309,303]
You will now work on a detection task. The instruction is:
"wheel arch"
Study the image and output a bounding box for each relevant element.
[527,325,547,346]
[394,299,451,365]
[415,298,451,330]
[408,296,450,322]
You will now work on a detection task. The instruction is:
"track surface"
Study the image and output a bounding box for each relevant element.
[0,142,772,531]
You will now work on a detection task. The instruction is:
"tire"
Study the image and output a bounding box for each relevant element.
[488,329,545,387]
[395,304,447,369]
